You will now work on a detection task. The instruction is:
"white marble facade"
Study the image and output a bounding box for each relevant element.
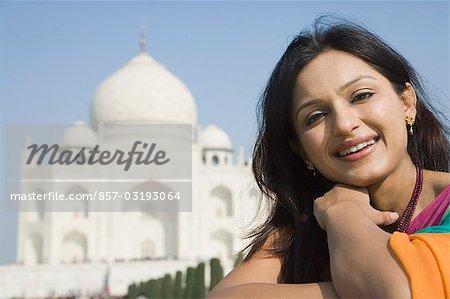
[1,38,261,298]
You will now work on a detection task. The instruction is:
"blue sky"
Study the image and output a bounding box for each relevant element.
[1,1,449,264]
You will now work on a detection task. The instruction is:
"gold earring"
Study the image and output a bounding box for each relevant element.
[305,160,316,178]
[405,115,415,136]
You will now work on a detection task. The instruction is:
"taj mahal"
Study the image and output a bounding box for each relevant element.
[0,34,261,297]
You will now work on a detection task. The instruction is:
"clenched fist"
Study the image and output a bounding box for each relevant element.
[313,184,399,230]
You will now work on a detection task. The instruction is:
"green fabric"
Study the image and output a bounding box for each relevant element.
[414,210,450,234]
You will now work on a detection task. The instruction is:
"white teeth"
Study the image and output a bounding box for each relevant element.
[357,142,367,150]
[338,138,376,157]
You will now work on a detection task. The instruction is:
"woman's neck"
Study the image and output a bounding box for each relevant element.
[366,159,450,233]
[367,158,417,219]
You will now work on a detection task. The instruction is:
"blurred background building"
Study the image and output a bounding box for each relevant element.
[1,34,260,298]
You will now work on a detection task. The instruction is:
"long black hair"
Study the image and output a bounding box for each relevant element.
[245,16,450,283]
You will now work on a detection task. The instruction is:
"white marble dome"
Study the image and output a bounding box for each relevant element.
[199,124,232,150]
[61,121,97,148]
[91,51,197,125]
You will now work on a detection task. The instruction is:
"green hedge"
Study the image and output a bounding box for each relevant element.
[127,258,224,299]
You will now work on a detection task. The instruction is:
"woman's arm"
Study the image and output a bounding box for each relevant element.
[207,234,340,299]
[325,204,411,298]
[209,281,338,299]
[314,185,410,298]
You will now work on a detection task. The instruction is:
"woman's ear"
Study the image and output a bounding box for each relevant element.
[402,82,417,118]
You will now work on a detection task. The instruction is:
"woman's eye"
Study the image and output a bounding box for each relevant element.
[306,112,325,126]
[352,92,374,102]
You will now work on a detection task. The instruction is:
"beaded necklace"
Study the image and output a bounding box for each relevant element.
[396,165,423,232]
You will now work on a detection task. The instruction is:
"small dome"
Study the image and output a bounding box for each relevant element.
[199,125,232,150]
[61,121,97,148]
[91,51,197,126]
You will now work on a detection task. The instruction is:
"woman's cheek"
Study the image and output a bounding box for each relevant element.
[300,128,328,162]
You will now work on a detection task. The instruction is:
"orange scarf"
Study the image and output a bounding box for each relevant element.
[389,212,450,298]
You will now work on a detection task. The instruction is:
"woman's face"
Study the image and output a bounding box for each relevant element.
[292,50,416,187]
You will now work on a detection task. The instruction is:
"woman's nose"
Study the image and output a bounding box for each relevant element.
[331,104,361,136]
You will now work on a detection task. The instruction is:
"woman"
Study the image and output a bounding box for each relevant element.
[208,17,450,298]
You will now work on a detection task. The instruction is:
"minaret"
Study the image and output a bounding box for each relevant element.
[139,25,146,53]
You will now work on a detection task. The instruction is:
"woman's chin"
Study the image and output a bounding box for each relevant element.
[327,175,380,188]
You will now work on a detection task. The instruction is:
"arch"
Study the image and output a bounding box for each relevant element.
[65,185,89,218]
[212,155,219,165]
[141,239,156,259]
[210,230,233,260]
[130,218,165,259]
[233,186,266,228]
[28,188,45,221]
[59,230,87,263]
[121,181,178,259]
[210,185,233,217]
[24,233,43,264]
[249,187,260,200]
[141,209,157,220]
[122,206,142,219]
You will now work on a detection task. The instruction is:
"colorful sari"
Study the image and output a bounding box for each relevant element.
[389,185,450,299]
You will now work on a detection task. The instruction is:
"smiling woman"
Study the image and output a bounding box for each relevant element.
[208,16,450,299]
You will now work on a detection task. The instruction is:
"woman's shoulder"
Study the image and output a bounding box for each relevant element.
[424,170,450,197]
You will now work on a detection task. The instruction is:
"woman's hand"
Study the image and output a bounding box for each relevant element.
[313,184,399,230]
[316,185,411,298]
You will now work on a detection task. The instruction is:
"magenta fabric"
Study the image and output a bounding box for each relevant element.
[406,184,450,234]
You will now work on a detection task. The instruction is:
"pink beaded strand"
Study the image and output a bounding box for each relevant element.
[396,165,423,233]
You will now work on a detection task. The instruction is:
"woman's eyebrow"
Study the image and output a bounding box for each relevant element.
[337,75,377,93]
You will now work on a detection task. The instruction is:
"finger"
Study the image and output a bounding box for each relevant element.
[379,211,399,226]
[369,209,399,226]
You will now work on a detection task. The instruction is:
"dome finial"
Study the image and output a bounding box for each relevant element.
[139,24,146,53]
